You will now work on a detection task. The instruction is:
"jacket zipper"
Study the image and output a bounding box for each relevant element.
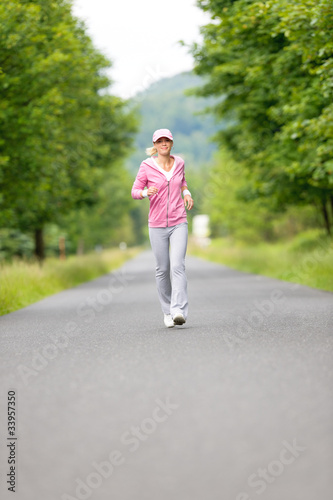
[166,180,170,227]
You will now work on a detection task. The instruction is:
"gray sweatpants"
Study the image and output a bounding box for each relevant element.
[149,222,188,319]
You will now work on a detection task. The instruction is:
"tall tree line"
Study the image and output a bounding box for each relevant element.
[0,0,137,259]
[192,0,333,235]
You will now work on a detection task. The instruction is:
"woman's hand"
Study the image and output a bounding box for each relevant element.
[147,186,159,197]
[141,186,159,198]
[184,195,194,210]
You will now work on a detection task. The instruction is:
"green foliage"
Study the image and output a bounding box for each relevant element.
[0,0,137,258]
[0,228,34,260]
[189,230,333,291]
[60,163,138,252]
[192,0,333,233]
[194,148,320,243]
[0,246,140,316]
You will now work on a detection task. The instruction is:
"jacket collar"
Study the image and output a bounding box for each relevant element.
[143,155,183,174]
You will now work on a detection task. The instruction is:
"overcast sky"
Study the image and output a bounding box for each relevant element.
[72,0,211,99]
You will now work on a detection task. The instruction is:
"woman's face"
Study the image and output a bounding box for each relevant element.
[154,137,173,156]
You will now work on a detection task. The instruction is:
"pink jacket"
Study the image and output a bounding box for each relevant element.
[131,155,188,228]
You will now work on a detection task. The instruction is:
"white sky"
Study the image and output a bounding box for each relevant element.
[72,0,211,99]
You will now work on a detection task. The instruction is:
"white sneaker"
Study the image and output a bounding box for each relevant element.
[164,314,174,328]
[173,313,186,325]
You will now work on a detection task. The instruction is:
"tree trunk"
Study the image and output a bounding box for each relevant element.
[34,228,45,262]
[321,200,331,236]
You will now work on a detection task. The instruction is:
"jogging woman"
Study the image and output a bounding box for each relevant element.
[131,128,194,328]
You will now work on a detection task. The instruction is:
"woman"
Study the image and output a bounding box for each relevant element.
[131,128,194,328]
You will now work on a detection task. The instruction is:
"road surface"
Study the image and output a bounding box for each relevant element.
[0,250,332,500]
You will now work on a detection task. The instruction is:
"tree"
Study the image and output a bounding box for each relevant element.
[191,0,333,233]
[61,164,138,252]
[0,0,137,259]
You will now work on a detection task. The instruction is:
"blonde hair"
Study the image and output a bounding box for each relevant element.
[145,146,158,156]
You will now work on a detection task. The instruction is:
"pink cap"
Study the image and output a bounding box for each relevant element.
[152,128,173,143]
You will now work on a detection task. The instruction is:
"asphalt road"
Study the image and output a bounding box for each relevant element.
[0,249,332,500]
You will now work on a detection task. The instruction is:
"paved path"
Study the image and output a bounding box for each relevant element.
[0,250,332,500]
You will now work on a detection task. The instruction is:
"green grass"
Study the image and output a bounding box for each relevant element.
[188,230,333,292]
[0,247,141,316]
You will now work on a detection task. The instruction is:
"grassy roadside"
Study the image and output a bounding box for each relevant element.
[188,230,333,292]
[0,247,141,316]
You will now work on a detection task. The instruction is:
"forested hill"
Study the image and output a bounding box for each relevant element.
[126,72,227,174]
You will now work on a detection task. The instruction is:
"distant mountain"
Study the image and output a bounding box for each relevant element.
[126,71,228,174]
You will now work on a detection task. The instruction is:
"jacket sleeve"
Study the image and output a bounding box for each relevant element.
[131,163,147,200]
[181,162,188,189]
